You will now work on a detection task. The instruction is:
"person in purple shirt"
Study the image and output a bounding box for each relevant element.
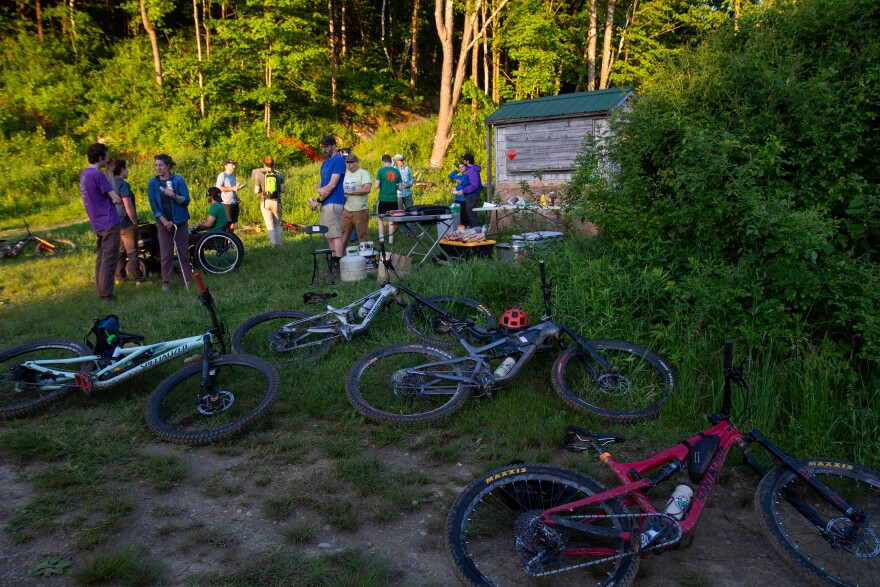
[80,143,122,301]
[456,153,483,228]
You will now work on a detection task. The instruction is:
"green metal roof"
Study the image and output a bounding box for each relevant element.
[484,86,635,124]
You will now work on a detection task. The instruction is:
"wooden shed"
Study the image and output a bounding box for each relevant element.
[484,86,635,200]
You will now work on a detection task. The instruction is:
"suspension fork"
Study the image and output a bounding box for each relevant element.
[201,332,217,393]
[559,323,617,373]
[749,429,867,532]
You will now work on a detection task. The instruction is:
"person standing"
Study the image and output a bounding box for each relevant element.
[458,153,483,228]
[393,153,414,210]
[252,156,286,246]
[340,153,372,245]
[147,154,192,292]
[374,154,402,243]
[311,136,346,272]
[112,160,144,285]
[80,143,122,301]
[216,159,241,231]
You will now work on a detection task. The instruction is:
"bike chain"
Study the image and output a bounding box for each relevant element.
[525,512,681,578]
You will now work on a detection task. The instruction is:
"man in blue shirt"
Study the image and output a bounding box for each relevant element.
[312,135,346,271]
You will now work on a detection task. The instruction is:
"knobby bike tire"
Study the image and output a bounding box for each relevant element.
[231,310,335,366]
[195,232,244,274]
[447,463,640,587]
[551,340,676,423]
[35,238,77,257]
[345,342,471,424]
[401,295,497,349]
[0,338,92,418]
[754,458,880,587]
[144,354,280,445]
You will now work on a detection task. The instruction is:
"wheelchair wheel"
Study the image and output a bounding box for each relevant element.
[194,232,244,274]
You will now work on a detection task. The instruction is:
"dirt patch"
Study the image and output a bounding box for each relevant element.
[0,432,805,587]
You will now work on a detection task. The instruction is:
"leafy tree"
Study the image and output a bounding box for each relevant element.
[568,0,880,360]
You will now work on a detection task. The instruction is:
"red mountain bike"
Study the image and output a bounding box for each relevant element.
[446,340,878,586]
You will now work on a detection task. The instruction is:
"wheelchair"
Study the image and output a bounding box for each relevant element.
[137,222,244,276]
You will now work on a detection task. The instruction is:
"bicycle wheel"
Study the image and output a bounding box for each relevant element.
[36,238,77,257]
[195,232,244,274]
[551,340,676,423]
[145,354,280,445]
[231,310,337,367]
[345,342,471,424]
[447,463,639,587]
[402,295,496,348]
[754,458,880,586]
[0,339,92,418]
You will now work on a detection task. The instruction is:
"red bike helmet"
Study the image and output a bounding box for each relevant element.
[499,309,530,332]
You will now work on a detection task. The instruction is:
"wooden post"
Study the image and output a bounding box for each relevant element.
[485,123,494,201]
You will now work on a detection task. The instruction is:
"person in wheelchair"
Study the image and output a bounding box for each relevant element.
[189,187,230,246]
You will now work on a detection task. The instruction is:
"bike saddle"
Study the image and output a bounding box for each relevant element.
[303,291,337,306]
[563,425,625,452]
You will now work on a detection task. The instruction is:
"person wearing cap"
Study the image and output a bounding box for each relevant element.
[374,154,402,243]
[314,135,346,272]
[340,153,372,245]
[393,153,414,210]
[251,156,286,246]
[216,159,243,231]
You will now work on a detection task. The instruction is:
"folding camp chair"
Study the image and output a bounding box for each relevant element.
[304,224,334,285]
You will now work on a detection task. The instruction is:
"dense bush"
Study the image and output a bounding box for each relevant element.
[568,0,880,362]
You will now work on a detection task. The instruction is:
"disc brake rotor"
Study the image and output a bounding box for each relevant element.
[197,390,234,415]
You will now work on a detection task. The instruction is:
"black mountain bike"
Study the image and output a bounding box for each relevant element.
[345,260,676,424]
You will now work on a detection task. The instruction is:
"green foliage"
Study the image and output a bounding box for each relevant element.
[568,0,880,361]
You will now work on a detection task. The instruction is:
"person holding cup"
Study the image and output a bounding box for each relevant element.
[147,154,192,292]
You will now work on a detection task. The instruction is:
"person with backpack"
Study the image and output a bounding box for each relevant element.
[251,156,286,245]
[458,153,483,228]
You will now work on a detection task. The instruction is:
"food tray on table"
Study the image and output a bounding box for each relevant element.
[439,239,496,260]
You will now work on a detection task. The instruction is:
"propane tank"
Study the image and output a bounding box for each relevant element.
[340,246,367,282]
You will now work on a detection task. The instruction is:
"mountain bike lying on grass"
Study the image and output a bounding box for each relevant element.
[0,274,280,445]
[446,339,879,587]
[231,241,496,367]
[345,260,676,425]
[0,220,76,258]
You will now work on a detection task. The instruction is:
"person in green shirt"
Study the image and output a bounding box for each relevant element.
[190,187,229,246]
[374,154,402,243]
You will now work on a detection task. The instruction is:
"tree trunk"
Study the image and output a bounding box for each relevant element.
[491,15,500,102]
[68,0,77,62]
[409,0,420,90]
[36,0,44,43]
[471,0,481,88]
[482,1,489,95]
[599,0,615,90]
[203,0,211,56]
[193,0,205,118]
[140,0,163,88]
[328,0,337,106]
[430,0,508,168]
[586,0,597,90]
[341,0,347,57]
[264,63,272,135]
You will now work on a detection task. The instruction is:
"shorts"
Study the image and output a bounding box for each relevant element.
[377,200,399,215]
[319,203,344,238]
[223,202,240,225]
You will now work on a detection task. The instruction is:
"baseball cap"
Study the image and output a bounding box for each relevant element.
[320,135,337,146]
[393,154,405,161]
[263,156,274,166]
[223,159,236,165]
[344,154,359,163]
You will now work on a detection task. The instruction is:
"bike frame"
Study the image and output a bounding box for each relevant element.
[17,333,214,394]
[391,260,620,392]
[16,274,225,396]
[537,339,867,559]
[1,221,57,256]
